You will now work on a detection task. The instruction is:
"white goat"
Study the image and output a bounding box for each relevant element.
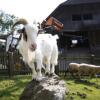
[37,34,59,74]
[11,19,58,80]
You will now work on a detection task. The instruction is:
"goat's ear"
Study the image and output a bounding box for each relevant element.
[17,28,27,41]
[21,28,27,41]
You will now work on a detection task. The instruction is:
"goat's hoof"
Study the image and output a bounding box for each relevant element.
[45,72,50,76]
[50,73,55,77]
[45,73,56,77]
[35,76,43,81]
[32,78,39,83]
[32,76,39,82]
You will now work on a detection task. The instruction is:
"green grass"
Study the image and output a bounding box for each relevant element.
[0,75,100,100]
[62,76,100,100]
[0,75,31,100]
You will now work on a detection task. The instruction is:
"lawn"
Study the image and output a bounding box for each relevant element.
[63,76,100,100]
[0,75,31,100]
[0,75,100,100]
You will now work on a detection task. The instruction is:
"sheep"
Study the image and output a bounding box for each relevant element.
[79,63,100,77]
[68,63,80,73]
[68,63,100,78]
[11,18,59,80]
[68,63,80,78]
[78,63,96,77]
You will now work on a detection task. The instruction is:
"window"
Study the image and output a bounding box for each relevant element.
[72,14,93,21]
[83,14,93,20]
[72,14,81,21]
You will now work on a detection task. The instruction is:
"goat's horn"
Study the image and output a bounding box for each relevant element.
[12,18,28,28]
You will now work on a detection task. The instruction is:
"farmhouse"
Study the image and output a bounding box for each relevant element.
[46,0,100,65]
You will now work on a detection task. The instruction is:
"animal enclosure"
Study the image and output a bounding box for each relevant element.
[0,50,98,77]
[0,51,31,77]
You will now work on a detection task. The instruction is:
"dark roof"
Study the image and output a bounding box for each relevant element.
[49,0,100,18]
[61,0,100,6]
[47,0,100,32]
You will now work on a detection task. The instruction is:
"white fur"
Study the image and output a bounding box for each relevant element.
[16,24,58,80]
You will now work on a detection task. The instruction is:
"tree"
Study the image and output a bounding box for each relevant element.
[0,10,18,34]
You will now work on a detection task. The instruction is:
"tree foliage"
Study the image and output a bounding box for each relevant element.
[0,10,18,34]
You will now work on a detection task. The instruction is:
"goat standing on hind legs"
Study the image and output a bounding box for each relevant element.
[12,19,59,81]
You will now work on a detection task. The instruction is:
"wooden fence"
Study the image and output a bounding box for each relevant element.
[0,51,8,75]
[0,51,31,77]
[0,50,100,77]
[57,55,100,75]
[57,56,90,75]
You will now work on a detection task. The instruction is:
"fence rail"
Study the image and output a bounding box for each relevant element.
[0,51,100,76]
[0,51,31,77]
[57,55,100,75]
[0,52,8,75]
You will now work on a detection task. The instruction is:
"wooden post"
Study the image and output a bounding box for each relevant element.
[8,52,14,77]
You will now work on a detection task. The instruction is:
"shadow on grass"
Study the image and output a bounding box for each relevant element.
[0,75,31,99]
[61,75,100,88]
[74,79,100,89]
